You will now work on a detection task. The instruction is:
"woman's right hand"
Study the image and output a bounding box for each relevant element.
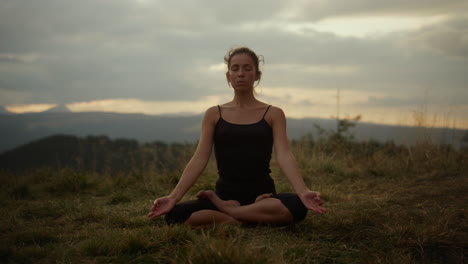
[147,196,177,218]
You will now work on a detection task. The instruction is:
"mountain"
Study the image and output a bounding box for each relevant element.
[44,104,71,113]
[0,134,172,173]
[0,105,11,114]
[0,111,466,154]
[0,112,203,153]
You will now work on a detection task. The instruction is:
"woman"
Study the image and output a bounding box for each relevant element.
[147,47,326,226]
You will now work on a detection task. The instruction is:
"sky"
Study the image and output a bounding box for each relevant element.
[1,0,467,129]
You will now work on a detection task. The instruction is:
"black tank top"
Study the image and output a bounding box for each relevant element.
[213,105,276,203]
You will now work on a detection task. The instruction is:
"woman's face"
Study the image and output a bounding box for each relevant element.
[226,53,260,92]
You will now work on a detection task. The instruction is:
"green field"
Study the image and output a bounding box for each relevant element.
[1,136,466,263]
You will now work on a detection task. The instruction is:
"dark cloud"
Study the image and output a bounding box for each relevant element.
[153,0,287,25]
[0,54,22,63]
[410,17,468,58]
[0,0,466,110]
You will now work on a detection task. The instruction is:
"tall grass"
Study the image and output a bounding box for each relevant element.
[0,137,466,263]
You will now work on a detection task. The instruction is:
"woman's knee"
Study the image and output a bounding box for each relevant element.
[269,198,294,221]
[165,204,190,225]
[165,199,218,225]
[185,210,240,226]
[272,193,308,223]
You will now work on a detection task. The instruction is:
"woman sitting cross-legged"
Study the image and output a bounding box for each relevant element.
[147,47,327,226]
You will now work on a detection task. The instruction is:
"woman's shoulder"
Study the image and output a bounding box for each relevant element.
[266,105,286,119]
[259,104,286,128]
[205,105,220,114]
[202,105,221,124]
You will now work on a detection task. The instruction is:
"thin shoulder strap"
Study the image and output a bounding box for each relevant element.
[217,105,222,118]
[262,105,272,118]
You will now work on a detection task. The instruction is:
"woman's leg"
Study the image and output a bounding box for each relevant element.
[165,198,240,227]
[198,191,294,224]
[185,210,240,226]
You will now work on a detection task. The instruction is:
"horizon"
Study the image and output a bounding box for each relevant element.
[2,102,467,131]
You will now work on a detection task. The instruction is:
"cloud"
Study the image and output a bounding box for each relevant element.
[365,96,423,107]
[0,53,41,63]
[66,95,231,115]
[6,104,57,113]
[290,0,468,21]
[409,17,468,58]
[0,0,467,129]
[296,15,448,38]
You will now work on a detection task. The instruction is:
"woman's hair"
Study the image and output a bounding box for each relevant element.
[224,47,264,87]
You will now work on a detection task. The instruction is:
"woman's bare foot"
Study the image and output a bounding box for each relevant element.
[196,190,240,214]
[255,193,273,202]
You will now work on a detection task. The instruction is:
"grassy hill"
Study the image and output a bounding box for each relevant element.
[1,111,466,153]
[0,134,466,263]
[0,134,193,174]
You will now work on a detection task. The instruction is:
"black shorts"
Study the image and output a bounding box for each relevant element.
[165,192,308,225]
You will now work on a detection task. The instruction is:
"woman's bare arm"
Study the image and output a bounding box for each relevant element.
[167,106,218,202]
[148,107,218,218]
[270,107,309,195]
[269,107,326,214]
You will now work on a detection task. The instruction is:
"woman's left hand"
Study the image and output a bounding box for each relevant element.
[299,191,327,214]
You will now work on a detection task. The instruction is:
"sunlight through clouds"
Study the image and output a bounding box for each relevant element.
[66,96,232,115]
[208,63,226,72]
[258,86,383,119]
[258,87,468,129]
[307,15,450,37]
[268,64,361,75]
[6,104,57,113]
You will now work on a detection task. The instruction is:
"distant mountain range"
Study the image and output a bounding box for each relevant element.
[44,104,72,113]
[1,111,466,153]
[0,106,10,114]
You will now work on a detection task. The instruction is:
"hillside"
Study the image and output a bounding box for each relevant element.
[1,111,466,153]
[0,134,193,173]
[0,130,466,263]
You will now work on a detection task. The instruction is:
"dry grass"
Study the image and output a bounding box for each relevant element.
[0,140,466,263]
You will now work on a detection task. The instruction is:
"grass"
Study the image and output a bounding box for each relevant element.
[0,140,467,263]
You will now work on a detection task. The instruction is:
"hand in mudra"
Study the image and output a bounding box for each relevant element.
[147,196,177,218]
[299,191,327,214]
